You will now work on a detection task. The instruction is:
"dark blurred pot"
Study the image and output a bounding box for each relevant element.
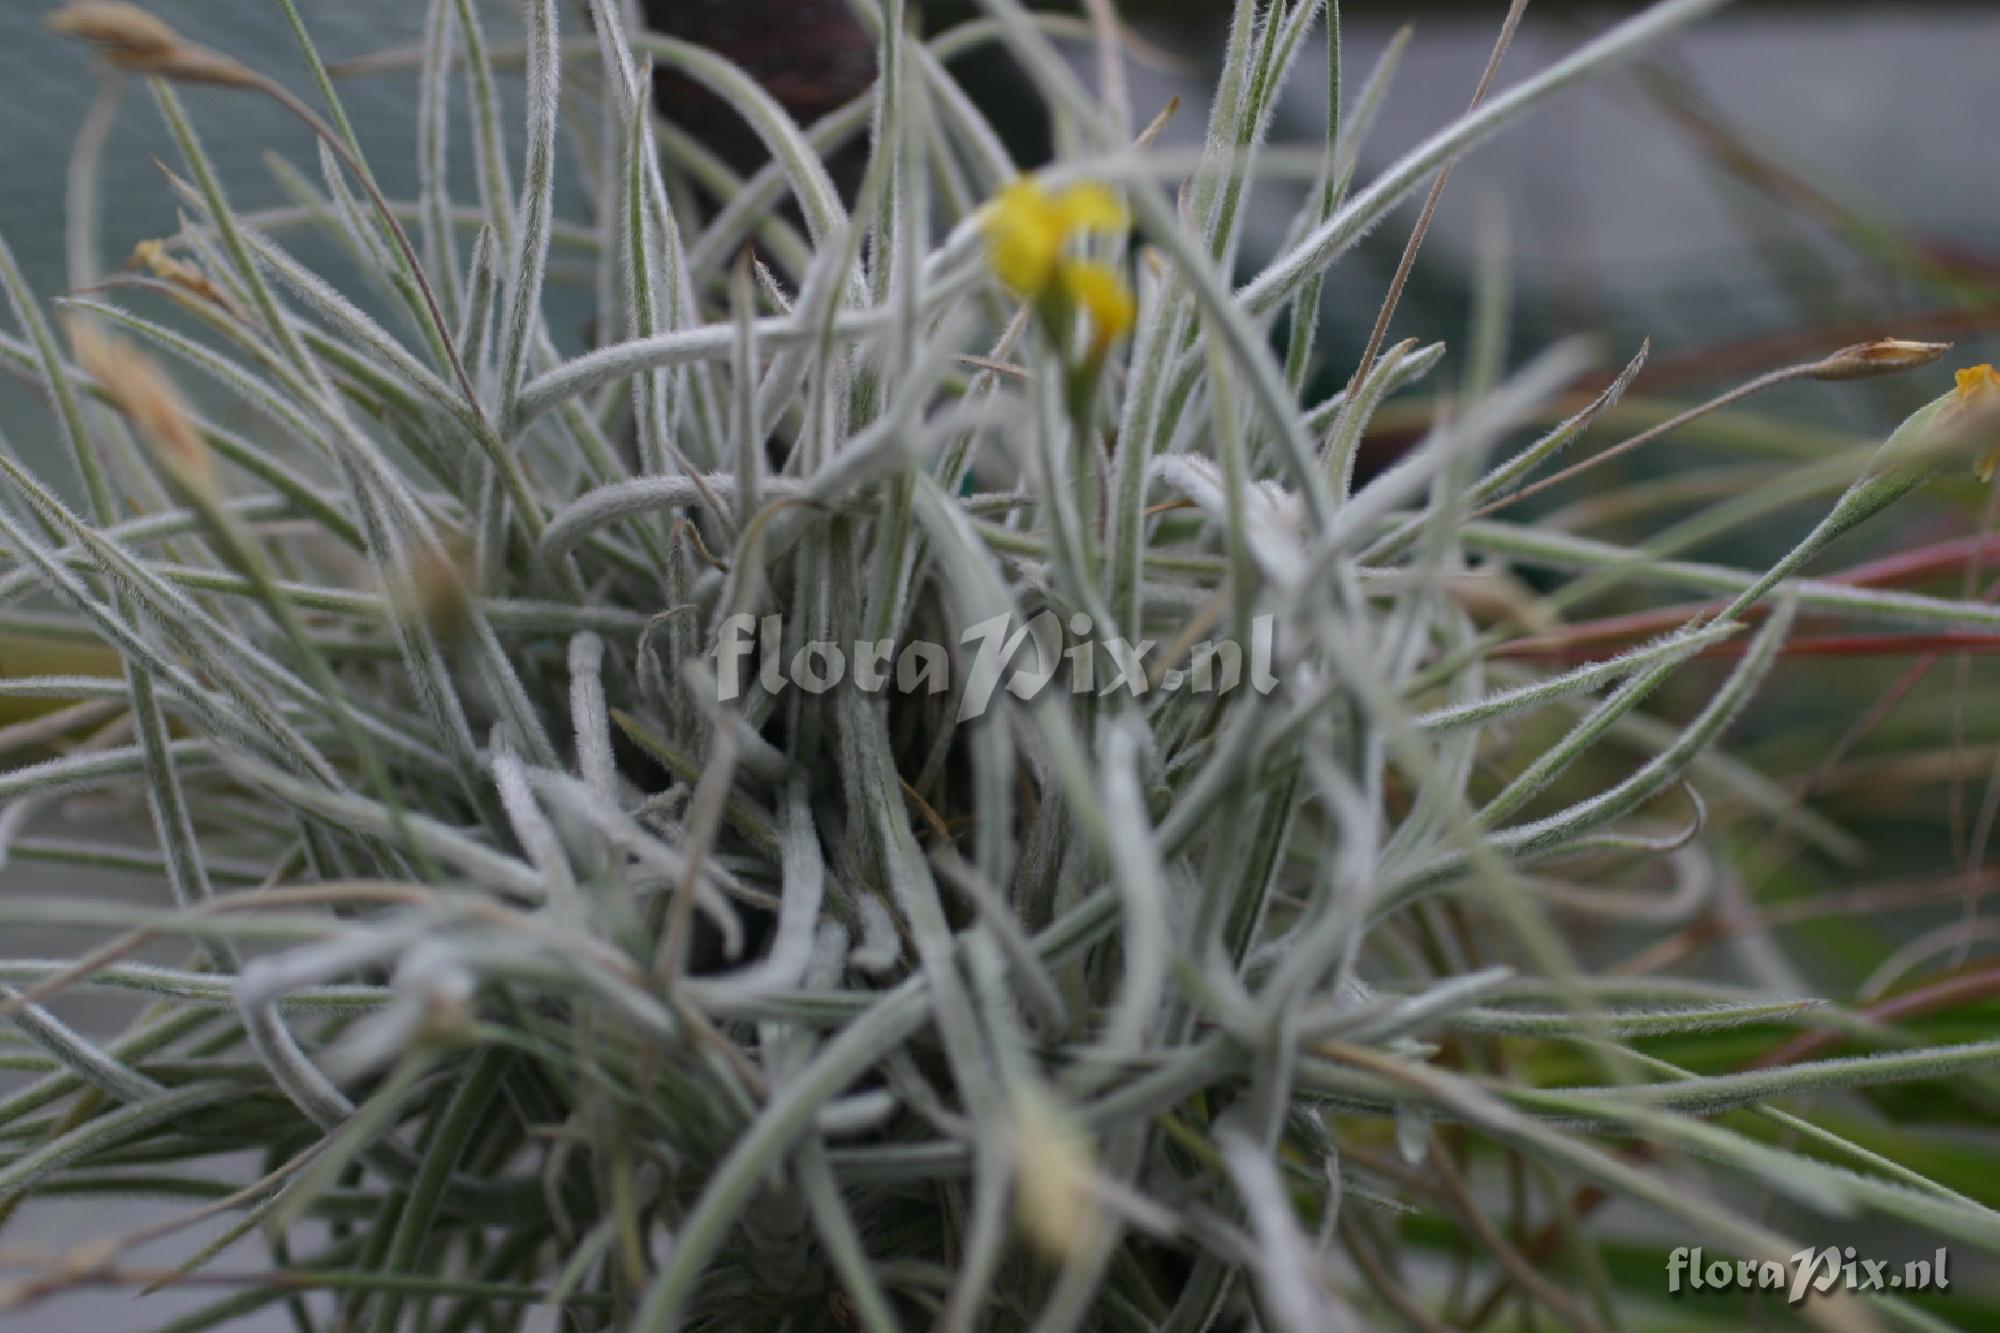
[643,0,877,190]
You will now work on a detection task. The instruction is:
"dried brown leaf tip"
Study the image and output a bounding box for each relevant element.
[399,532,477,640]
[1809,337,1954,382]
[45,2,179,65]
[68,320,214,498]
[130,238,241,317]
[49,2,256,88]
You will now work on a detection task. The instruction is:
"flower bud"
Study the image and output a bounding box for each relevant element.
[1011,1083,1102,1261]
[1809,338,1953,382]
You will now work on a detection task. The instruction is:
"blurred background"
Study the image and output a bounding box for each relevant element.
[2,1,1988,850]
[3,0,1999,1326]
[5,1,1998,433]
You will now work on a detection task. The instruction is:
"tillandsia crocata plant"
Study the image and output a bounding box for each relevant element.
[2,1,2000,1331]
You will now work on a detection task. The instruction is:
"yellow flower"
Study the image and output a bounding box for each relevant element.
[1955,363,2000,402]
[983,179,1126,294]
[1955,364,2000,481]
[982,179,1134,356]
[1062,262,1136,356]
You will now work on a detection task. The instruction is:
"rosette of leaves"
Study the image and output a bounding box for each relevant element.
[3,3,1999,1332]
